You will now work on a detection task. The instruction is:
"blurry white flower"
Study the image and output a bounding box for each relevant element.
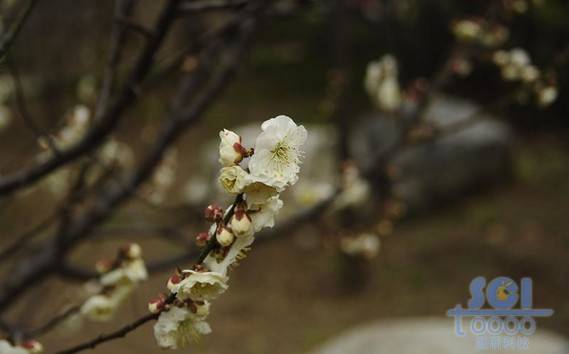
[183,177,210,206]
[493,50,510,66]
[80,294,118,322]
[99,139,135,169]
[521,65,539,83]
[248,115,307,191]
[100,259,148,286]
[293,180,334,207]
[452,19,481,42]
[219,166,252,194]
[537,86,558,107]
[218,129,245,167]
[364,55,402,112]
[154,307,212,349]
[340,233,381,260]
[333,164,370,210]
[0,340,28,354]
[172,271,228,302]
[510,48,530,67]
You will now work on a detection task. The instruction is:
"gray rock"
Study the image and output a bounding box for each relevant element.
[183,95,513,216]
[351,95,513,212]
[311,318,569,354]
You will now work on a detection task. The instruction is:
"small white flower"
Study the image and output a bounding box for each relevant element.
[172,271,228,302]
[80,295,117,322]
[249,196,283,233]
[0,340,28,354]
[204,233,255,276]
[218,129,245,167]
[219,166,252,194]
[248,115,307,191]
[365,55,401,112]
[154,307,212,349]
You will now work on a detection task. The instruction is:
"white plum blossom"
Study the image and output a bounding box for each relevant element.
[248,115,307,191]
[364,55,402,112]
[249,196,283,233]
[154,307,212,349]
[172,271,229,302]
[154,115,307,349]
[218,129,245,167]
[243,181,279,207]
[80,294,118,322]
[219,166,252,194]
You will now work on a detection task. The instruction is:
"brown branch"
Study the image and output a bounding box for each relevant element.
[0,0,41,60]
[0,0,179,197]
[55,313,159,354]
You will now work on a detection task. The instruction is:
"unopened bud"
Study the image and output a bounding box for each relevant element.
[230,210,252,237]
[219,129,245,167]
[167,272,182,292]
[216,227,234,247]
[195,232,210,247]
[204,205,223,222]
[123,243,142,259]
[22,340,43,354]
[148,294,167,314]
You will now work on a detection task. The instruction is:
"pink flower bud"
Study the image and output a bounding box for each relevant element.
[195,232,210,247]
[204,205,223,222]
[167,272,182,292]
[148,294,167,314]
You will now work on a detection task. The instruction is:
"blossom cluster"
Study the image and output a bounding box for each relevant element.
[493,48,558,107]
[451,18,509,48]
[0,340,42,354]
[150,115,307,349]
[364,55,402,113]
[80,243,148,322]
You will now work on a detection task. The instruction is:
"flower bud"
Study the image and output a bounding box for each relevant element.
[195,232,210,247]
[216,226,234,247]
[22,340,43,354]
[230,210,252,237]
[219,129,245,167]
[123,243,142,260]
[148,294,167,314]
[167,272,182,292]
[204,205,223,222]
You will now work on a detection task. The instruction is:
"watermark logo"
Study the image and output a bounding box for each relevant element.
[447,276,553,351]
